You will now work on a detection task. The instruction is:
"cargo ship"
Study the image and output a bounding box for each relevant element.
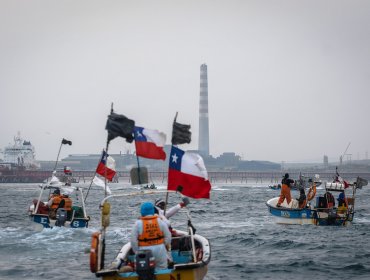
[0,133,48,183]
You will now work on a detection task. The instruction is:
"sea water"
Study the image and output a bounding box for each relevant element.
[1,182,370,280]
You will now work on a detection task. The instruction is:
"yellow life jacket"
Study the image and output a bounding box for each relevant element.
[138,216,164,247]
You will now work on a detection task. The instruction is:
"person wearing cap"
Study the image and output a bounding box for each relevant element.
[276,173,295,207]
[154,197,190,225]
[130,202,171,270]
[48,189,62,208]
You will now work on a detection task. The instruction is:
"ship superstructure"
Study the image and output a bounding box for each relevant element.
[1,133,40,170]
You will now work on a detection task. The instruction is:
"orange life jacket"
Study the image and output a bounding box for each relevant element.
[50,195,63,209]
[138,216,164,247]
[63,197,72,211]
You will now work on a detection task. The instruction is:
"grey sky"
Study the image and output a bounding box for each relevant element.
[1,0,370,163]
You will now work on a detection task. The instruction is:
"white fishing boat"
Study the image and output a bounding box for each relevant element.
[266,172,368,226]
[28,173,90,229]
[28,138,90,229]
[90,190,211,280]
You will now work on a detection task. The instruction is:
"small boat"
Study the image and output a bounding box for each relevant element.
[28,173,90,229]
[269,184,281,190]
[266,175,368,226]
[90,190,211,280]
[28,138,90,229]
[141,183,157,190]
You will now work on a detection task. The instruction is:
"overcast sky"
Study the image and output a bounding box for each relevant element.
[1,0,370,164]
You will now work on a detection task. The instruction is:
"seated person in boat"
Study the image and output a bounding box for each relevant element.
[31,199,49,215]
[324,192,335,208]
[297,188,307,209]
[276,173,295,207]
[48,189,63,219]
[337,191,348,207]
[130,202,171,270]
[47,190,73,219]
[60,193,73,220]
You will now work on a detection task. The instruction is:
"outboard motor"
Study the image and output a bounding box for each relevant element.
[135,250,155,280]
[55,208,67,227]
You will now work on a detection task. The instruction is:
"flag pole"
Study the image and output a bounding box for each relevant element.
[164,112,178,215]
[53,140,63,172]
[136,154,142,186]
[104,103,114,197]
[84,149,104,203]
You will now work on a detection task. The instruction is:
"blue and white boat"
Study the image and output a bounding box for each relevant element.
[28,173,90,229]
[266,176,368,226]
[28,138,89,230]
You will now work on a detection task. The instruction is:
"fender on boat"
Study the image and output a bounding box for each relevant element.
[90,231,101,273]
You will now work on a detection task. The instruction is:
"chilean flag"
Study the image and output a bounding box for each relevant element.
[168,146,211,199]
[96,151,116,181]
[134,126,166,160]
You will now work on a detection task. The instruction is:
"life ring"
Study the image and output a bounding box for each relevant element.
[307,185,317,201]
[90,231,100,273]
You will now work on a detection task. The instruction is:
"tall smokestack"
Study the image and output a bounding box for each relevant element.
[199,64,209,157]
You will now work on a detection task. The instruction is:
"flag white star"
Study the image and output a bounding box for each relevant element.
[171,153,178,163]
[136,131,143,138]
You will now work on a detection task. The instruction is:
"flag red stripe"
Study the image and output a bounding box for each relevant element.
[135,141,166,160]
[96,163,116,181]
[168,169,211,199]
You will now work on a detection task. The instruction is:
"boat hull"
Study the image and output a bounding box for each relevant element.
[99,266,207,280]
[30,214,89,229]
[96,230,210,280]
[266,197,352,226]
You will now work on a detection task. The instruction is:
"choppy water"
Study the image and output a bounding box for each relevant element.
[1,182,370,280]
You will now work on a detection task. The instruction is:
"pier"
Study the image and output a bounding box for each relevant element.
[2,170,369,184]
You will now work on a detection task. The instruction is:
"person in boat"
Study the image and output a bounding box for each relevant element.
[276,173,295,207]
[324,191,335,208]
[60,193,73,220]
[31,199,49,215]
[154,197,190,225]
[337,191,348,207]
[47,189,63,219]
[130,202,171,270]
[297,188,307,209]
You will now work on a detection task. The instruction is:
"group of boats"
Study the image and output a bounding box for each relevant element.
[21,107,369,280]
[26,112,212,280]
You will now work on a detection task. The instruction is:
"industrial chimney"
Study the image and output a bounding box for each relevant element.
[199,64,210,157]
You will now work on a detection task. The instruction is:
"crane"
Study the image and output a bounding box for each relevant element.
[340,142,351,165]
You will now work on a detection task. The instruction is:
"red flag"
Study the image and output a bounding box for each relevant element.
[168,146,211,199]
[96,151,116,182]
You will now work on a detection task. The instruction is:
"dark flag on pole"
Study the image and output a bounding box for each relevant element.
[172,121,191,145]
[106,112,135,143]
[61,138,72,145]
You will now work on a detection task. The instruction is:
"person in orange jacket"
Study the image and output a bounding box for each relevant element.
[130,202,171,270]
[276,173,295,207]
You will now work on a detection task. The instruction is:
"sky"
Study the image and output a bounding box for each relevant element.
[1,0,370,164]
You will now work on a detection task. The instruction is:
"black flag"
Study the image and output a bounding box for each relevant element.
[106,112,135,143]
[171,121,191,145]
[61,138,72,145]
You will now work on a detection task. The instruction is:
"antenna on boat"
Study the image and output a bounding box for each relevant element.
[53,138,72,172]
